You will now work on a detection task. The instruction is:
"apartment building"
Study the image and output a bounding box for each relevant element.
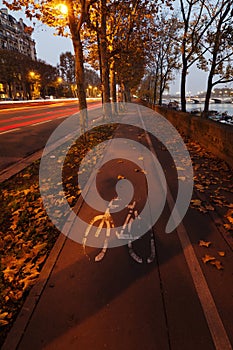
[0,7,36,60]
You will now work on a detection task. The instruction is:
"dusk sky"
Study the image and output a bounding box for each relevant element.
[1,1,231,95]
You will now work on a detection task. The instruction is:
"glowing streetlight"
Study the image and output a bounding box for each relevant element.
[56,3,68,15]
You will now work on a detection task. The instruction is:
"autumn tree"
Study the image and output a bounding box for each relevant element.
[178,0,231,112]
[59,51,76,85]
[111,0,150,102]
[200,0,233,115]
[86,0,160,106]
[34,60,59,98]
[147,15,180,105]
[0,49,57,99]
[58,51,100,97]
[4,0,99,130]
[111,0,175,102]
[0,49,21,99]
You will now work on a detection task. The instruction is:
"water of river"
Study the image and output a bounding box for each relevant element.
[186,103,233,116]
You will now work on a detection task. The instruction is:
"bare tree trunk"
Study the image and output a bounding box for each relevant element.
[123,82,131,102]
[8,82,13,99]
[22,81,27,99]
[99,0,112,119]
[203,76,213,117]
[153,78,158,105]
[110,59,117,115]
[180,61,187,112]
[159,86,163,106]
[100,0,111,104]
[180,12,188,113]
[73,35,87,131]
[97,25,103,105]
[203,13,225,117]
[68,3,87,133]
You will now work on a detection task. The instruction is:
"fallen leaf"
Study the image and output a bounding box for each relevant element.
[202,254,216,263]
[210,260,223,270]
[117,175,125,180]
[218,251,225,257]
[9,290,23,301]
[225,209,233,224]
[0,312,8,320]
[20,272,39,291]
[199,240,211,247]
[0,319,9,326]
[23,189,31,196]
[195,184,205,192]
[37,254,47,266]
[224,224,232,230]
[191,199,202,206]
[32,242,47,254]
[205,204,215,211]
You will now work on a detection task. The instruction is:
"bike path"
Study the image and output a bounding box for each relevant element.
[3,104,232,350]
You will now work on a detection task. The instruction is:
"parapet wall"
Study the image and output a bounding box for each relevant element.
[153,105,233,169]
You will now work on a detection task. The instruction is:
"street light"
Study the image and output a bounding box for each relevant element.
[55,77,63,98]
[56,3,68,15]
[28,71,40,100]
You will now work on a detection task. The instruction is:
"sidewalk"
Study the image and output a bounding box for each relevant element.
[2,104,233,350]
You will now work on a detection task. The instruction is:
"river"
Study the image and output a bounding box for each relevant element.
[186,103,233,116]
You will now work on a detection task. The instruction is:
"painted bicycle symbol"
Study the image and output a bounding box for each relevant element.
[83,198,156,264]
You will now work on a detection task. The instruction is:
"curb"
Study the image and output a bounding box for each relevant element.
[0,150,43,184]
[2,232,67,350]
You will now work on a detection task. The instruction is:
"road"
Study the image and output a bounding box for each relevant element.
[0,100,101,172]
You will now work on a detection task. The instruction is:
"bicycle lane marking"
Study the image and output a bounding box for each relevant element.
[136,105,232,350]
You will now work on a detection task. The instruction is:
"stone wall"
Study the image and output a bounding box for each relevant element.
[153,105,233,169]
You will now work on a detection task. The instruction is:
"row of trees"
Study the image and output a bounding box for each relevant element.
[0,49,101,100]
[179,0,233,114]
[3,0,233,119]
[0,50,58,99]
[4,0,169,129]
[140,0,233,115]
[59,51,101,98]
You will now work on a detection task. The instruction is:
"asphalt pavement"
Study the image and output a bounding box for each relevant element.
[0,100,101,173]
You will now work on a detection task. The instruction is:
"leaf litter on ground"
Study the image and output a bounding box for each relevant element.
[0,124,116,346]
[186,139,233,234]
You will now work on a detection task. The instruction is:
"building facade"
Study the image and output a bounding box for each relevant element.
[0,8,37,100]
[0,8,36,60]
